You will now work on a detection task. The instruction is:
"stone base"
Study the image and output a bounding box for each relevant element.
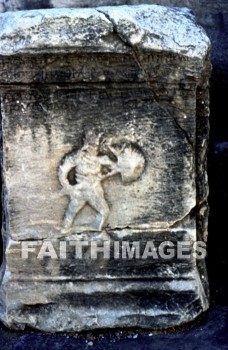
[0,229,209,332]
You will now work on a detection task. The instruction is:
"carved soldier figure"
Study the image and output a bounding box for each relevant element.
[58,139,145,233]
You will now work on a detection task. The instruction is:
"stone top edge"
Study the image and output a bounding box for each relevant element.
[0,5,211,59]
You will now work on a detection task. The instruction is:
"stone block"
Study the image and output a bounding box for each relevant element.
[0,5,211,331]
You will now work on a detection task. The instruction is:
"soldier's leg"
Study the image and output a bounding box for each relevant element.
[62,197,85,233]
[87,184,110,230]
[97,197,110,230]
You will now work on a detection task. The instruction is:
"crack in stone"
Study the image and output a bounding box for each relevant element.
[172,35,196,49]
[96,9,194,152]
[171,115,194,150]
[96,9,158,100]
[170,206,196,229]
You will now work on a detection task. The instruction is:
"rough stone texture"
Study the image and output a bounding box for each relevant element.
[0,6,211,332]
[0,306,228,349]
[0,0,227,86]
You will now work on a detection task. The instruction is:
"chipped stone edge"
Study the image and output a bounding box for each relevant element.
[0,5,211,60]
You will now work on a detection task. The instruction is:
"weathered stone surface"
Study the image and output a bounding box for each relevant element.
[0,6,210,58]
[1,0,226,86]
[0,5,211,332]
[0,306,228,349]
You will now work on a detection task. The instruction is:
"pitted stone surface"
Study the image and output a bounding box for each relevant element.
[0,6,210,59]
[0,5,211,332]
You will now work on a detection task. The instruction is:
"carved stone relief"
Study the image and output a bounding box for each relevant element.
[0,6,211,332]
[59,137,145,232]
